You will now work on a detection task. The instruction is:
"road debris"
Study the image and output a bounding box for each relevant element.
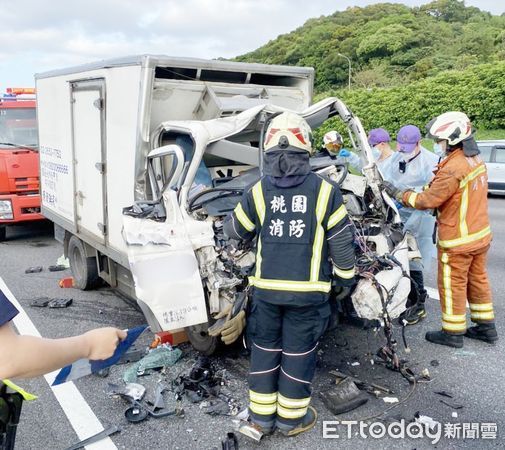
[58,277,75,288]
[440,399,464,410]
[383,397,399,404]
[64,424,120,450]
[320,377,368,415]
[25,266,43,274]
[221,432,239,450]
[430,359,440,367]
[414,412,440,431]
[123,344,182,383]
[434,390,453,398]
[48,264,67,272]
[56,255,70,268]
[48,298,73,308]
[30,297,50,307]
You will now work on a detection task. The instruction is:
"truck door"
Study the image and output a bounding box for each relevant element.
[70,80,107,244]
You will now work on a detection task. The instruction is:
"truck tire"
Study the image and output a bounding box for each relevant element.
[186,322,218,355]
[0,226,5,242]
[68,236,100,290]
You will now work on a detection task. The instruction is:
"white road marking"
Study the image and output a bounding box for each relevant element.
[0,277,117,450]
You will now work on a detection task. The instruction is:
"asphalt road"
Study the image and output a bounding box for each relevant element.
[1,197,505,450]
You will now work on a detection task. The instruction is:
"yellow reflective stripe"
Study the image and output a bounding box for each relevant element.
[442,321,467,332]
[255,237,263,279]
[2,380,38,401]
[249,277,331,293]
[442,252,453,315]
[327,204,347,229]
[252,182,265,225]
[310,180,332,282]
[234,203,255,232]
[407,192,418,208]
[249,390,277,404]
[277,394,310,409]
[459,185,469,237]
[333,266,355,280]
[277,404,308,419]
[250,402,277,416]
[470,311,495,320]
[469,303,494,311]
[460,165,487,188]
[439,226,491,249]
[442,313,466,322]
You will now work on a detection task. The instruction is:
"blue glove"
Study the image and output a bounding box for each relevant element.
[338,148,351,158]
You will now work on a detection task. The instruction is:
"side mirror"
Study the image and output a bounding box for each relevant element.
[147,144,184,200]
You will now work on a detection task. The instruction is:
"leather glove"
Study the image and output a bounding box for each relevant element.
[207,304,233,337]
[338,148,351,158]
[220,310,246,345]
[382,181,404,203]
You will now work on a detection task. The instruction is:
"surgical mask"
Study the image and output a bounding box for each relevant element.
[399,151,413,162]
[372,146,381,160]
[433,143,445,157]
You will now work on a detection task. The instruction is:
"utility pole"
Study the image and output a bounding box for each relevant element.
[337,53,352,90]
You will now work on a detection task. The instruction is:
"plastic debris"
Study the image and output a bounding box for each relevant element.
[440,399,464,410]
[351,362,360,366]
[25,266,43,274]
[56,255,71,269]
[109,383,146,401]
[452,412,458,418]
[414,413,440,431]
[320,377,368,415]
[434,390,453,398]
[48,264,67,272]
[430,359,440,367]
[123,345,182,383]
[30,297,50,307]
[383,397,399,403]
[59,277,75,288]
[48,298,73,308]
[64,425,120,450]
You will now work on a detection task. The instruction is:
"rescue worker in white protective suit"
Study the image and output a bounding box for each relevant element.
[223,112,356,437]
[385,125,440,324]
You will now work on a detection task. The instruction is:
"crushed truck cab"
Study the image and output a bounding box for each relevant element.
[36,55,411,353]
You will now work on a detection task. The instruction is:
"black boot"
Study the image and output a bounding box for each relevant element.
[425,330,464,348]
[399,293,427,326]
[465,322,498,343]
[277,406,318,437]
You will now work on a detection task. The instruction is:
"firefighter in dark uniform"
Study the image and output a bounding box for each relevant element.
[224,112,356,437]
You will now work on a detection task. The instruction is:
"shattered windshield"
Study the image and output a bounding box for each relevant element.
[0,106,38,148]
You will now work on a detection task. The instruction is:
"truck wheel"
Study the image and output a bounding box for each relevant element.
[186,322,218,355]
[68,236,100,290]
[0,226,5,242]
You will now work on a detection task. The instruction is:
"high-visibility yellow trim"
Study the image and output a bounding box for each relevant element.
[234,203,255,232]
[333,266,355,280]
[407,192,418,208]
[2,380,37,401]
[252,181,265,279]
[442,321,467,332]
[249,390,277,404]
[469,302,494,311]
[327,204,347,229]
[310,180,332,282]
[439,226,491,249]
[459,185,469,237]
[255,237,263,279]
[441,252,453,315]
[250,401,277,416]
[460,164,487,188]
[252,182,265,225]
[277,404,308,419]
[277,394,310,409]
[470,311,495,320]
[249,277,331,293]
[442,313,466,322]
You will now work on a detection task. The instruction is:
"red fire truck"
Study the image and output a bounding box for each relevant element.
[0,88,43,240]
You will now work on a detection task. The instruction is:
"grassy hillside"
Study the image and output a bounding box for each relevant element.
[236,0,505,92]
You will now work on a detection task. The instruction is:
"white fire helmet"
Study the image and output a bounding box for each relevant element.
[427,111,472,146]
[264,112,313,154]
[323,130,344,155]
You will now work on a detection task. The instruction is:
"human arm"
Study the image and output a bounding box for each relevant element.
[223,187,257,241]
[0,322,126,379]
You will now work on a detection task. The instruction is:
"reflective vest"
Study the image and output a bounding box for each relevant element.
[234,174,351,305]
[403,149,491,254]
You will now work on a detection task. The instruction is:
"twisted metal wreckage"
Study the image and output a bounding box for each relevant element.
[122,96,421,378]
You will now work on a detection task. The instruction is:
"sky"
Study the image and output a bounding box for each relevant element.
[0,0,503,92]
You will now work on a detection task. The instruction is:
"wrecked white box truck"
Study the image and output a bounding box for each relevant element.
[36,55,411,354]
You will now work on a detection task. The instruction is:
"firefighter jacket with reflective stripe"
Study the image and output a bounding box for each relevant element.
[230,173,355,306]
[402,148,491,254]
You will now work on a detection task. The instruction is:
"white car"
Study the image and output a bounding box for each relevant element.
[478,140,505,195]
